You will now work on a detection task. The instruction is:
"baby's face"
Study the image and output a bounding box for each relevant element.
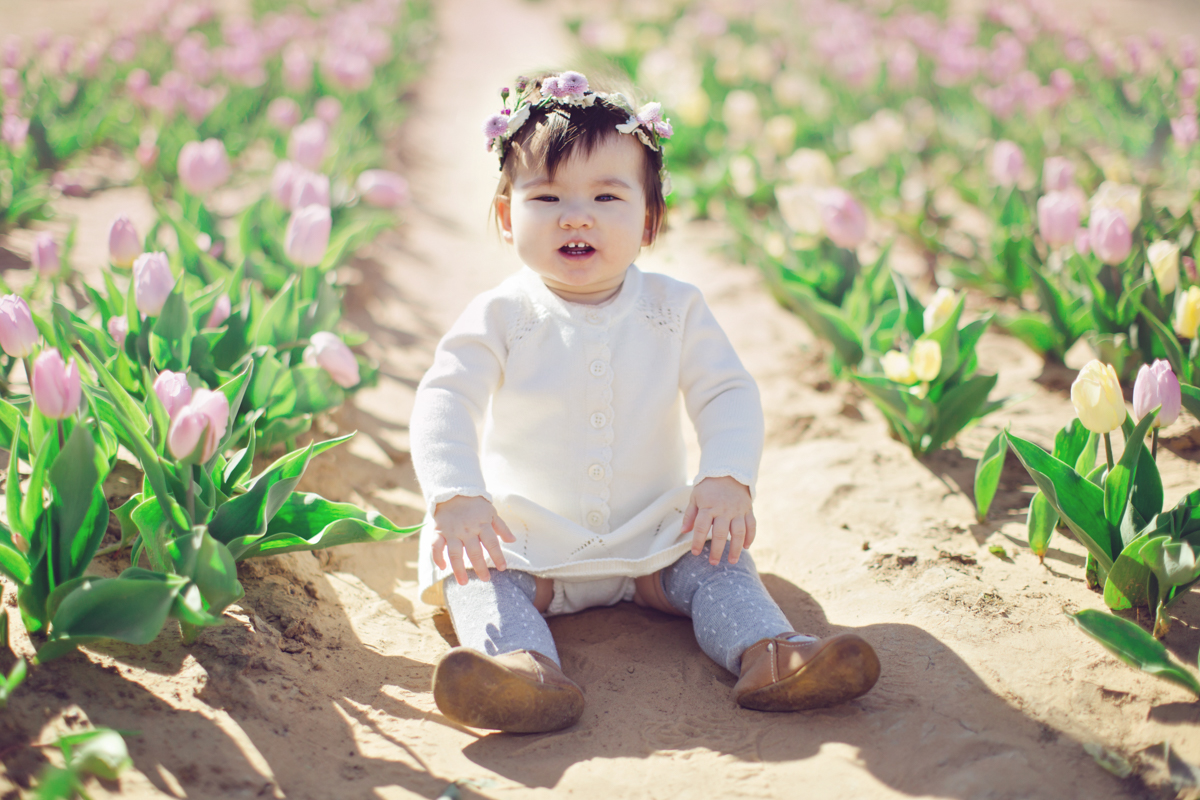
[498,134,650,304]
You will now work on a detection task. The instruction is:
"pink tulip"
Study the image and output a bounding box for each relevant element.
[1,114,28,148]
[1133,360,1181,428]
[32,233,59,276]
[1089,207,1133,265]
[168,388,229,461]
[356,170,408,208]
[206,294,231,328]
[133,252,175,316]
[991,140,1024,187]
[304,331,360,388]
[0,69,19,100]
[154,370,193,419]
[126,68,151,100]
[285,205,332,267]
[282,44,312,92]
[323,50,373,92]
[136,142,159,170]
[291,170,330,210]
[1074,227,1091,256]
[0,294,37,357]
[32,350,81,420]
[1037,192,1081,248]
[315,96,342,126]
[108,216,142,268]
[288,119,328,171]
[818,189,867,249]
[107,315,128,348]
[1186,256,1198,283]
[177,138,231,195]
[1042,157,1075,192]
[267,97,301,131]
[1172,115,1199,149]
[271,160,303,207]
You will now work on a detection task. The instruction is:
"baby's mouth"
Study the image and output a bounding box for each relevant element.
[560,242,595,256]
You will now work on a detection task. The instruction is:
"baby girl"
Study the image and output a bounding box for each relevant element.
[410,71,879,733]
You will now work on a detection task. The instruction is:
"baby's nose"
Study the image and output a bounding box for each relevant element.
[559,204,593,228]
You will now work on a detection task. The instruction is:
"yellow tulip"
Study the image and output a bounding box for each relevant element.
[911,339,942,382]
[1175,285,1200,339]
[923,287,960,333]
[1070,360,1126,434]
[882,350,918,384]
[1147,240,1180,294]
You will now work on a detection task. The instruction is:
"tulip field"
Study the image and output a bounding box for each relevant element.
[2,0,1200,796]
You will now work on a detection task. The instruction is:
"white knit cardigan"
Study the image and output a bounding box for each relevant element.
[410,265,764,610]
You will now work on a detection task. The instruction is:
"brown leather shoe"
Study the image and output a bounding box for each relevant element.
[432,648,585,733]
[734,632,880,711]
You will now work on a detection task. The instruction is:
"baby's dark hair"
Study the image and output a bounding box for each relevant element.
[492,73,667,244]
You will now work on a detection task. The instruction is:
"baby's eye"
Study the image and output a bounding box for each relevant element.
[533,195,558,202]
[596,194,620,202]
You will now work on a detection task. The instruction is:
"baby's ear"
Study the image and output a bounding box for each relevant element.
[496,195,514,241]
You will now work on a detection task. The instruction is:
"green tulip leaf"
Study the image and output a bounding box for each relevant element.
[1103,537,1156,610]
[7,421,26,540]
[1105,409,1157,531]
[226,492,420,560]
[771,275,863,368]
[0,539,31,587]
[1144,538,1200,588]
[222,425,256,494]
[1074,432,1100,476]
[0,397,29,460]
[1006,433,1114,571]
[61,729,132,781]
[1069,609,1200,696]
[1138,307,1188,383]
[38,575,186,661]
[1053,419,1092,467]
[168,528,244,612]
[1027,490,1059,561]
[926,373,998,454]
[974,429,1007,522]
[1181,382,1200,423]
[997,313,1059,359]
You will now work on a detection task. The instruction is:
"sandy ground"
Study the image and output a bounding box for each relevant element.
[2,0,1200,798]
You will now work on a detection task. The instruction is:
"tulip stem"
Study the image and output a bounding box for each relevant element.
[56,420,64,450]
[23,357,33,393]
[1104,433,1114,472]
[186,465,196,523]
[1152,429,1158,460]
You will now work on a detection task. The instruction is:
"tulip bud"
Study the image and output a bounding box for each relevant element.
[167,388,228,462]
[282,44,312,92]
[290,170,330,210]
[177,138,231,195]
[288,118,328,171]
[107,315,128,348]
[284,205,332,267]
[922,287,959,333]
[1071,360,1126,434]
[1090,181,1142,228]
[136,142,159,170]
[1042,156,1075,192]
[0,294,37,357]
[1175,285,1200,339]
[1133,360,1181,428]
[107,215,142,268]
[154,370,193,419]
[133,252,175,316]
[201,296,230,332]
[315,96,342,125]
[1074,227,1091,256]
[1185,256,1198,283]
[304,331,360,388]
[775,184,823,235]
[1147,240,1180,294]
[356,170,408,208]
[1088,207,1132,265]
[0,115,29,148]
[881,350,918,384]
[1037,191,1082,248]
[32,350,81,420]
[266,97,301,131]
[991,140,1024,187]
[32,233,59,275]
[911,339,942,382]
[818,188,867,249]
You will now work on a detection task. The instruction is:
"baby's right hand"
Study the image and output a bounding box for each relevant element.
[431,495,516,585]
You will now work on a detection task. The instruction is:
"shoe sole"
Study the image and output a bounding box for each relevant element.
[738,634,881,712]
[432,649,585,733]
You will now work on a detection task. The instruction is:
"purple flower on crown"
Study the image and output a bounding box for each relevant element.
[483,113,509,139]
[635,102,673,138]
[541,75,562,98]
[558,71,588,96]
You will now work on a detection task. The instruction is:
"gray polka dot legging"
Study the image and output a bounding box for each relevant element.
[442,542,793,675]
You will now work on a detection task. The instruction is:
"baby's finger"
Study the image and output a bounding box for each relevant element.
[690,509,713,555]
[728,517,748,564]
[464,538,491,582]
[494,515,517,543]
[680,498,698,535]
[744,511,757,549]
[447,539,469,586]
[709,516,732,565]
[431,533,448,570]
[481,528,508,571]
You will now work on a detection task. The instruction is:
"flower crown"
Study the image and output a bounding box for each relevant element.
[482,71,673,170]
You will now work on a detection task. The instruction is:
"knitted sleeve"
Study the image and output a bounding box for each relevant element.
[410,292,508,514]
[678,288,765,496]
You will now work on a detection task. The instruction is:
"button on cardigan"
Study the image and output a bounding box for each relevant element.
[411,265,765,607]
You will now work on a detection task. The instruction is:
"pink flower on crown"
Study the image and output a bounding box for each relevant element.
[541,76,562,98]
[484,113,508,139]
[557,71,588,96]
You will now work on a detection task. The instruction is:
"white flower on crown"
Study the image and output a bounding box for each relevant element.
[506,104,530,135]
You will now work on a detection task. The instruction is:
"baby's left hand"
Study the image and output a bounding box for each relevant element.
[682,476,755,565]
